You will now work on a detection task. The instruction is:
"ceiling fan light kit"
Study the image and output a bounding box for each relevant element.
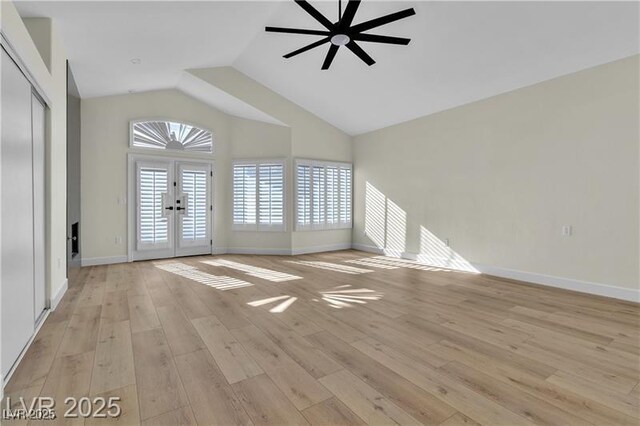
[266,0,416,70]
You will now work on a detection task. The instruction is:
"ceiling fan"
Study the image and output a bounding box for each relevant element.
[265,0,416,70]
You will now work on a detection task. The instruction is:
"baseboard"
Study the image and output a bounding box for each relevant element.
[473,263,639,303]
[352,243,639,303]
[226,247,292,255]
[51,278,68,310]
[81,255,128,266]
[212,247,228,255]
[292,243,352,255]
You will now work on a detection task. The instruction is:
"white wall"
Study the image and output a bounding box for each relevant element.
[353,56,639,298]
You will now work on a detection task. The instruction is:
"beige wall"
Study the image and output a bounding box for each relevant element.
[188,67,353,252]
[1,3,68,305]
[353,56,639,294]
[81,89,230,260]
[81,89,302,261]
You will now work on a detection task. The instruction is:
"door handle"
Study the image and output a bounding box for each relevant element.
[165,206,174,211]
[176,207,184,211]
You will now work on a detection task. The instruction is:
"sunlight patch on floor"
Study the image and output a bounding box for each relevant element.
[246,295,298,313]
[285,260,373,275]
[201,259,302,282]
[346,256,454,271]
[155,262,253,290]
[319,284,384,309]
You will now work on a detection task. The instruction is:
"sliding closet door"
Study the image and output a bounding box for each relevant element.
[1,48,36,377]
[32,94,46,322]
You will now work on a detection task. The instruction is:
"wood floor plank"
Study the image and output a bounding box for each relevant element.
[4,319,67,392]
[101,290,130,324]
[141,406,196,426]
[249,310,343,378]
[58,305,102,356]
[348,335,534,425]
[156,304,206,357]
[128,294,161,334]
[438,412,481,426]
[319,369,421,425]
[308,331,456,424]
[39,351,95,425]
[301,397,367,426]
[174,349,253,425]
[232,374,309,425]
[439,361,591,425]
[90,320,135,395]
[231,324,332,410]
[85,384,141,426]
[191,315,263,384]
[429,339,638,425]
[132,328,189,420]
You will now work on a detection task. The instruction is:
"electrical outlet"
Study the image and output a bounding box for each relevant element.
[444,238,450,247]
[562,225,572,236]
[115,236,122,244]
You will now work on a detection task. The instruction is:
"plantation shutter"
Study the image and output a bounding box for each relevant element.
[296,164,311,227]
[137,165,170,250]
[295,159,352,231]
[233,164,257,227]
[233,160,285,231]
[312,165,326,225]
[258,163,284,229]
[339,166,352,226]
[181,169,208,241]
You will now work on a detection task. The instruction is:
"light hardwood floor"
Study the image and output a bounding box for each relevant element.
[4,250,639,425]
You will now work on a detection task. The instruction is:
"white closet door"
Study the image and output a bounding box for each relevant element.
[32,94,46,322]
[1,48,36,377]
[134,160,174,260]
[176,162,212,256]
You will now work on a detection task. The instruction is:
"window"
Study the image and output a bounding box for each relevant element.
[295,159,352,230]
[131,120,213,153]
[233,160,285,231]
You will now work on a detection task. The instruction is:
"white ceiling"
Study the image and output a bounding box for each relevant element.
[16,1,640,135]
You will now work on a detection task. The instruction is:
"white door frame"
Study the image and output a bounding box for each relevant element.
[127,153,215,262]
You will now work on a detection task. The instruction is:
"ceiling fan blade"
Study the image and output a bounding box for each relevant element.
[351,33,411,45]
[350,8,416,33]
[346,41,375,66]
[321,44,339,70]
[339,0,361,30]
[295,0,334,30]
[266,26,330,36]
[283,36,331,59]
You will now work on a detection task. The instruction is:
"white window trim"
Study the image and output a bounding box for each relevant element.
[129,117,214,155]
[232,158,287,232]
[294,158,352,232]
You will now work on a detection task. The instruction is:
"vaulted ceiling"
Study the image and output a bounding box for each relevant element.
[16,1,640,135]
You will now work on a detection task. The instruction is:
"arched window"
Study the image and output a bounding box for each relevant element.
[131,119,213,153]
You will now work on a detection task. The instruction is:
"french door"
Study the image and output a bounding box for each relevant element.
[132,156,213,261]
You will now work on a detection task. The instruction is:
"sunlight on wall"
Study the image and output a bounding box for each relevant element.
[247,295,298,313]
[319,285,384,309]
[285,260,373,275]
[201,259,302,282]
[364,182,407,255]
[419,226,479,273]
[155,262,253,290]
